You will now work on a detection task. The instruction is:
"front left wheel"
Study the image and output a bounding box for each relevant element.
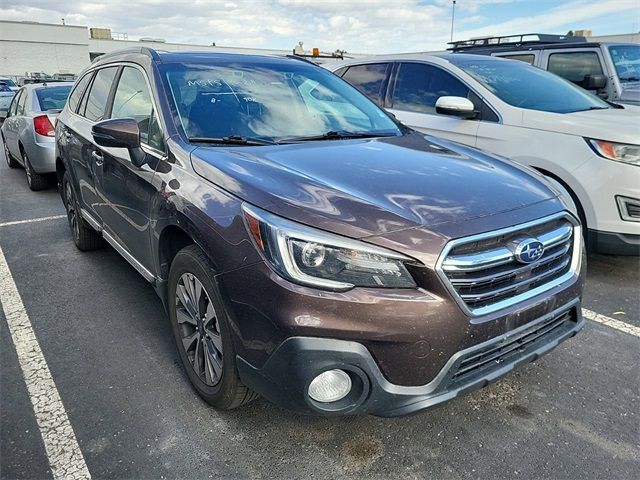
[168,244,257,410]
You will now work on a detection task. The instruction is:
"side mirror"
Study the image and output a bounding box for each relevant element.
[583,74,607,90]
[435,96,477,119]
[92,118,146,167]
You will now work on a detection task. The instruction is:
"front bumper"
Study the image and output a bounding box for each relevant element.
[588,229,640,255]
[237,299,584,417]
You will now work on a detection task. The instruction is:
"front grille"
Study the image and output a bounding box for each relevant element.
[438,213,579,315]
[617,196,640,222]
[449,306,578,386]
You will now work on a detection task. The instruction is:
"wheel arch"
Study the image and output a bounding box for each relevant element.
[533,167,590,229]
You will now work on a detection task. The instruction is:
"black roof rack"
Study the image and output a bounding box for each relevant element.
[92,46,161,64]
[448,33,587,51]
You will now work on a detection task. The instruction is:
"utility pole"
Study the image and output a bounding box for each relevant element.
[450,0,456,42]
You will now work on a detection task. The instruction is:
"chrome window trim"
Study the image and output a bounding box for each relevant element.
[435,211,582,317]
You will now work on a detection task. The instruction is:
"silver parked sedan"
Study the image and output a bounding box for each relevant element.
[1,82,73,190]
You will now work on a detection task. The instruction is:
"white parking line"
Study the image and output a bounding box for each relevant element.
[0,214,66,228]
[0,245,91,480]
[582,308,640,337]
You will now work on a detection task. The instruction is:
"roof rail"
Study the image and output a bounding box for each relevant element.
[92,46,161,64]
[447,33,587,51]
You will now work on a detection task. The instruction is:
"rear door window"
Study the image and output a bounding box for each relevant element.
[67,73,93,113]
[8,90,22,116]
[547,51,603,88]
[391,62,470,114]
[110,66,164,152]
[15,89,27,116]
[341,63,390,105]
[80,67,118,122]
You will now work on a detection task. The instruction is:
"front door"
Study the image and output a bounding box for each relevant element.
[94,65,165,273]
[386,62,480,147]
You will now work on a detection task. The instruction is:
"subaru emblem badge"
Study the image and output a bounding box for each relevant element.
[514,238,545,264]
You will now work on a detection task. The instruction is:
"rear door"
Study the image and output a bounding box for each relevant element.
[3,88,23,158]
[67,66,119,221]
[386,62,481,146]
[95,65,165,272]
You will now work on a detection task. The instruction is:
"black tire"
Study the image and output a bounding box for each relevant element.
[23,151,49,191]
[62,170,104,251]
[3,135,19,168]
[168,244,257,409]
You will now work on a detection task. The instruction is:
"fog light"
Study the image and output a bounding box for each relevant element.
[308,369,352,403]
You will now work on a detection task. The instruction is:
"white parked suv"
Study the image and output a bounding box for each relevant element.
[328,54,640,254]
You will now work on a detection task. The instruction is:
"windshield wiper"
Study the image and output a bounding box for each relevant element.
[619,76,640,82]
[188,135,277,146]
[281,130,397,143]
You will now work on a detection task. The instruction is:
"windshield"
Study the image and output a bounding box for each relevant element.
[35,85,72,111]
[450,57,610,113]
[608,45,640,83]
[0,78,16,87]
[162,60,401,142]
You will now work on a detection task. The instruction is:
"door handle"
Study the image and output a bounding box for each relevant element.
[91,150,104,166]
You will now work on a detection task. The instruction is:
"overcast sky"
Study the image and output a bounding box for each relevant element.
[1,0,638,53]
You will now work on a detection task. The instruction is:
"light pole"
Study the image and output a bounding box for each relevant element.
[450,0,456,42]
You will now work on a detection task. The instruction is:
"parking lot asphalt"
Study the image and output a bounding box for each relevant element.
[1,142,639,480]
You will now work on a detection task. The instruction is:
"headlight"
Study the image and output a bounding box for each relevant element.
[242,204,417,290]
[587,138,640,166]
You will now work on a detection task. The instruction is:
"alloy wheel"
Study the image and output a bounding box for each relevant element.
[64,180,80,241]
[175,272,223,386]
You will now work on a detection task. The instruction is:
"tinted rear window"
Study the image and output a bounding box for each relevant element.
[341,63,389,105]
[36,85,72,111]
[81,67,118,122]
[67,74,93,112]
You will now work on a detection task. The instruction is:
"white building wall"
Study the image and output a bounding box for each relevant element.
[0,21,90,76]
[0,19,354,77]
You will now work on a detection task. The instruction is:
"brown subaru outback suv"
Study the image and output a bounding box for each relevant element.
[55,48,584,416]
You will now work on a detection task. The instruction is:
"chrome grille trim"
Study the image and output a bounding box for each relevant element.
[435,212,582,317]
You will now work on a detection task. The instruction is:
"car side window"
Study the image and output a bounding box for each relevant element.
[110,66,164,152]
[340,63,390,105]
[15,89,27,116]
[67,73,93,113]
[8,90,22,117]
[547,52,603,88]
[81,67,118,122]
[333,66,348,77]
[498,54,535,65]
[391,63,470,114]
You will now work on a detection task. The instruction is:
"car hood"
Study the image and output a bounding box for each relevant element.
[523,106,640,144]
[191,133,558,239]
